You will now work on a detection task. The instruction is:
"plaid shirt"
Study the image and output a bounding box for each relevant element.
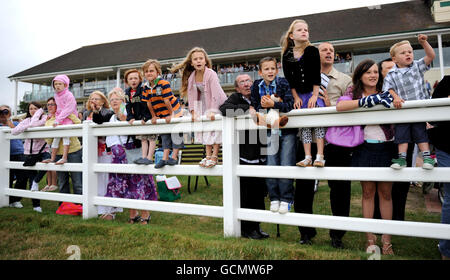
[382,57,430,101]
[250,77,293,113]
[258,79,277,97]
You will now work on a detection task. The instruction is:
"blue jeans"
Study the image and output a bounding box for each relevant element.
[30,152,51,184]
[266,130,296,203]
[436,148,450,258]
[56,149,83,195]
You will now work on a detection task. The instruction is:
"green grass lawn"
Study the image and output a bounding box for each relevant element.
[0,175,443,260]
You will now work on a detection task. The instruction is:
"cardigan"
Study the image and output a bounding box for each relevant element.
[250,77,293,113]
[250,77,297,135]
[282,45,321,94]
[11,108,49,155]
[187,67,227,115]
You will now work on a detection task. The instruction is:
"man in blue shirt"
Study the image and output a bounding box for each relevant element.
[0,105,27,208]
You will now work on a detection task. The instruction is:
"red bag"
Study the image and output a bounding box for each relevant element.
[56,202,83,216]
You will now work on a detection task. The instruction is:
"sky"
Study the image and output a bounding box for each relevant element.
[0,0,408,110]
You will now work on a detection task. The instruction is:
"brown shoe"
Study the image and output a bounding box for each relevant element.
[278,115,289,127]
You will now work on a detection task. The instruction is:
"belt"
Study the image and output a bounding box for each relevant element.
[365,139,385,144]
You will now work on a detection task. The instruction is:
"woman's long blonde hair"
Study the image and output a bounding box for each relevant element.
[170,47,212,98]
[280,19,312,56]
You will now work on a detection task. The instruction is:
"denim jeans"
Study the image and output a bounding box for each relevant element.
[436,148,450,258]
[56,149,83,195]
[9,154,40,207]
[30,152,51,184]
[266,130,296,203]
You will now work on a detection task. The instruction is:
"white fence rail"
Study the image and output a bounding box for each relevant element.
[1,98,450,240]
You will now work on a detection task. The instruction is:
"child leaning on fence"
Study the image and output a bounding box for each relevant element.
[42,75,80,165]
[142,59,184,169]
[383,34,436,170]
[250,56,296,215]
[281,19,326,168]
[123,69,155,165]
[171,47,228,168]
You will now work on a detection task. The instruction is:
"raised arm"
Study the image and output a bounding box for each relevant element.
[418,34,435,66]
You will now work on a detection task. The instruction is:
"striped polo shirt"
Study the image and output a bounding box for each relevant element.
[142,79,182,118]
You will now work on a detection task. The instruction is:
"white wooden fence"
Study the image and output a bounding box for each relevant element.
[1,98,450,240]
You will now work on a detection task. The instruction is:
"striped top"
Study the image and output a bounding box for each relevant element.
[142,79,182,118]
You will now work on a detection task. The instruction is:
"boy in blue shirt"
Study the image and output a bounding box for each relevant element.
[250,57,295,214]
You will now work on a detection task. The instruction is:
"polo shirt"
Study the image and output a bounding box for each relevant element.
[142,79,182,118]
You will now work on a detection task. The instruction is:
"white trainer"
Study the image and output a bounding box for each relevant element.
[33,207,42,213]
[30,181,39,192]
[279,201,289,214]
[10,202,24,208]
[270,200,280,212]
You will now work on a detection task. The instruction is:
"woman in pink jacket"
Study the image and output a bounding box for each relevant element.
[44,75,79,164]
[171,47,227,168]
[11,102,51,212]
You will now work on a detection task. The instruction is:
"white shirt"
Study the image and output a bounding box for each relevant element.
[105,113,129,148]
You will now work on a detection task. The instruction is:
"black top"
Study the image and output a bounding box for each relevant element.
[428,76,450,154]
[282,45,321,94]
[124,83,151,122]
[91,108,114,125]
[219,92,266,162]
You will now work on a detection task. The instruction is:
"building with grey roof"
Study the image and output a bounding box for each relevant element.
[8,0,450,114]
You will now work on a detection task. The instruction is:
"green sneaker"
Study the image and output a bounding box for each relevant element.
[422,157,435,170]
[391,158,406,170]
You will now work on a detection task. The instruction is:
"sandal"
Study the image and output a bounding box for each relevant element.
[47,185,59,192]
[199,157,210,167]
[139,216,151,225]
[296,157,312,167]
[313,155,325,167]
[99,213,115,220]
[366,234,377,251]
[42,159,54,164]
[382,242,394,255]
[127,215,141,224]
[381,235,394,255]
[204,156,218,168]
[55,158,67,165]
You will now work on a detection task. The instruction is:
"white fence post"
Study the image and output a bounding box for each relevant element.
[0,130,10,207]
[222,116,241,237]
[82,121,98,219]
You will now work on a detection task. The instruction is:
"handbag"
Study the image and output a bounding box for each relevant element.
[23,139,47,166]
[56,202,83,216]
[325,125,364,147]
[156,175,181,201]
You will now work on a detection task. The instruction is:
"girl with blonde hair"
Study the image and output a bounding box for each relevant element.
[281,19,326,168]
[171,47,227,167]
